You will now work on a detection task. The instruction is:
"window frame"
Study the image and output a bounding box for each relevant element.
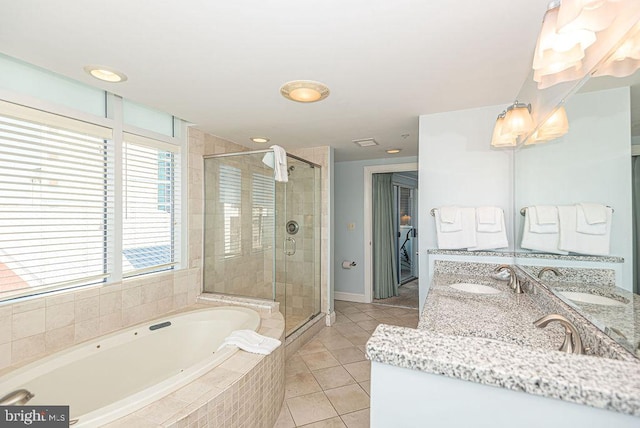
[0,89,187,302]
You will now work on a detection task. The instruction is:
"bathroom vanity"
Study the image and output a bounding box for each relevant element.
[366,261,640,427]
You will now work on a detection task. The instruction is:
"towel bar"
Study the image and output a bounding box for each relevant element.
[430,208,437,217]
[520,205,614,216]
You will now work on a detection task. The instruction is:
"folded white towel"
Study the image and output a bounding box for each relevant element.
[521,209,568,255]
[270,145,288,183]
[558,205,611,256]
[435,207,476,249]
[576,205,608,235]
[579,203,607,224]
[438,206,462,232]
[468,208,508,251]
[476,206,496,224]
[476,207,502,233]
[217,330,281,355]
[534,205,558,225]
[528,206,559,234]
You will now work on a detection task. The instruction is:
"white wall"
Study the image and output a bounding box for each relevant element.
[370,361,639,428]
[514,87,633,289]
[334,156,418,299]
[418,103,514,307]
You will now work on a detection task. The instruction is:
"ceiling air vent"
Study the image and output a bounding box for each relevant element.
[353,138,378,147]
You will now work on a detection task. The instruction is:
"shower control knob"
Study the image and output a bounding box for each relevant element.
[286,220,299,235]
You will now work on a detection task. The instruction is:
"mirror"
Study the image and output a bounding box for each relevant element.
[512,8,640,356]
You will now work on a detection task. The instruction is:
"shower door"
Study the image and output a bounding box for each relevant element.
[276,156,321,336]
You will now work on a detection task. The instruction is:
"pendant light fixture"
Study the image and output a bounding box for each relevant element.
[593,25,640,77]
[557,0,623,34]
[532,1,596,89]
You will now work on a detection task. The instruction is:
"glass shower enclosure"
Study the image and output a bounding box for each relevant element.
[203,150,321,336]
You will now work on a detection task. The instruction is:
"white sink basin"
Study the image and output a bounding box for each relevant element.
[558,291,627,307]
[448,283,501,295]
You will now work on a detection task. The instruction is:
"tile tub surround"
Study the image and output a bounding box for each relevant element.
[0,268,201,372]
[366,261,640,417]
[104,298,285,427]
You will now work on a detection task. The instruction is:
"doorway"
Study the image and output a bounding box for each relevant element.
[364,164,419,309]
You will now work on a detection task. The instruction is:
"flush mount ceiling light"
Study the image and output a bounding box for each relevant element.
[280,80,330,103]
[386,149,402,154]
[250,137,270,143]
[83,65,128,83]
[353,138,378,147]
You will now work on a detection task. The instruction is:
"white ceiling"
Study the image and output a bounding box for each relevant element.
[0,0,552,161]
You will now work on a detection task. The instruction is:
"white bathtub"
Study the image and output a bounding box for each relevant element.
[0,306,261,427]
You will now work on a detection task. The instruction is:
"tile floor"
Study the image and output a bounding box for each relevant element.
[274,300,419,428]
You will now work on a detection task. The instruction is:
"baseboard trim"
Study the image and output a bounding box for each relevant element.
[334,291,369,303]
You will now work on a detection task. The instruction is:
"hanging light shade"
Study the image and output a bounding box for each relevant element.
[593,26,640,77]
[557,0,623,34]
[490,112,516,147]
[528,106,570,144]
[532,1,594,88]
[502,101,534,138]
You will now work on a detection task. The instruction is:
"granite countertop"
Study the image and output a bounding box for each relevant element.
[544,280,640,356]
[418,272,565,351]
[366,261,640,417]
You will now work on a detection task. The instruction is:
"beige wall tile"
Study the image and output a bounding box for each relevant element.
[45,302,75,331]
[12,334,45,363]
[0,314,12,344]
[0,342,11,369]
[12,308,45,340]
[74,318,100,343]
[45,325,74,353]
[75,296,100,322]
[100,291,122,316]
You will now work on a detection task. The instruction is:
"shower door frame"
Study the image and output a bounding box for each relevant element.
[202,149,322,337]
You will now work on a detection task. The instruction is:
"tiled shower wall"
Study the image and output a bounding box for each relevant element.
[191,129,332,320]
[273,157,321,330]
[202,151,274,300]
[290,147,331,319]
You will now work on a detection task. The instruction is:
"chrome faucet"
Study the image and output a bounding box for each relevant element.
[534,314,584,355]
[538,267,561,279]
[0,389,34,406]
[495,265,524,294]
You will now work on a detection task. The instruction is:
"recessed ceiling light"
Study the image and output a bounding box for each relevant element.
[386,149,402,154]
[250,137,270,143]
[83,65,128,83]
[353,138,378,147]
[280,80,330,103]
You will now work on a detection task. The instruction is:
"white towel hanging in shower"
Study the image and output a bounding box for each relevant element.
[270,145,288,183]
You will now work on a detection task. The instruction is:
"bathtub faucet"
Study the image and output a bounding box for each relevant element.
[0,389,34,405]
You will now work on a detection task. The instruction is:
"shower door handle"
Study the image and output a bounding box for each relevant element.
[284,237,296,256]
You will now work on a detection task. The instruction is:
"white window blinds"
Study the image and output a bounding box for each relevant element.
[219,164,242,257]
[122,133,180,276]
[0,101,113,297]
[252,173,274,251]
